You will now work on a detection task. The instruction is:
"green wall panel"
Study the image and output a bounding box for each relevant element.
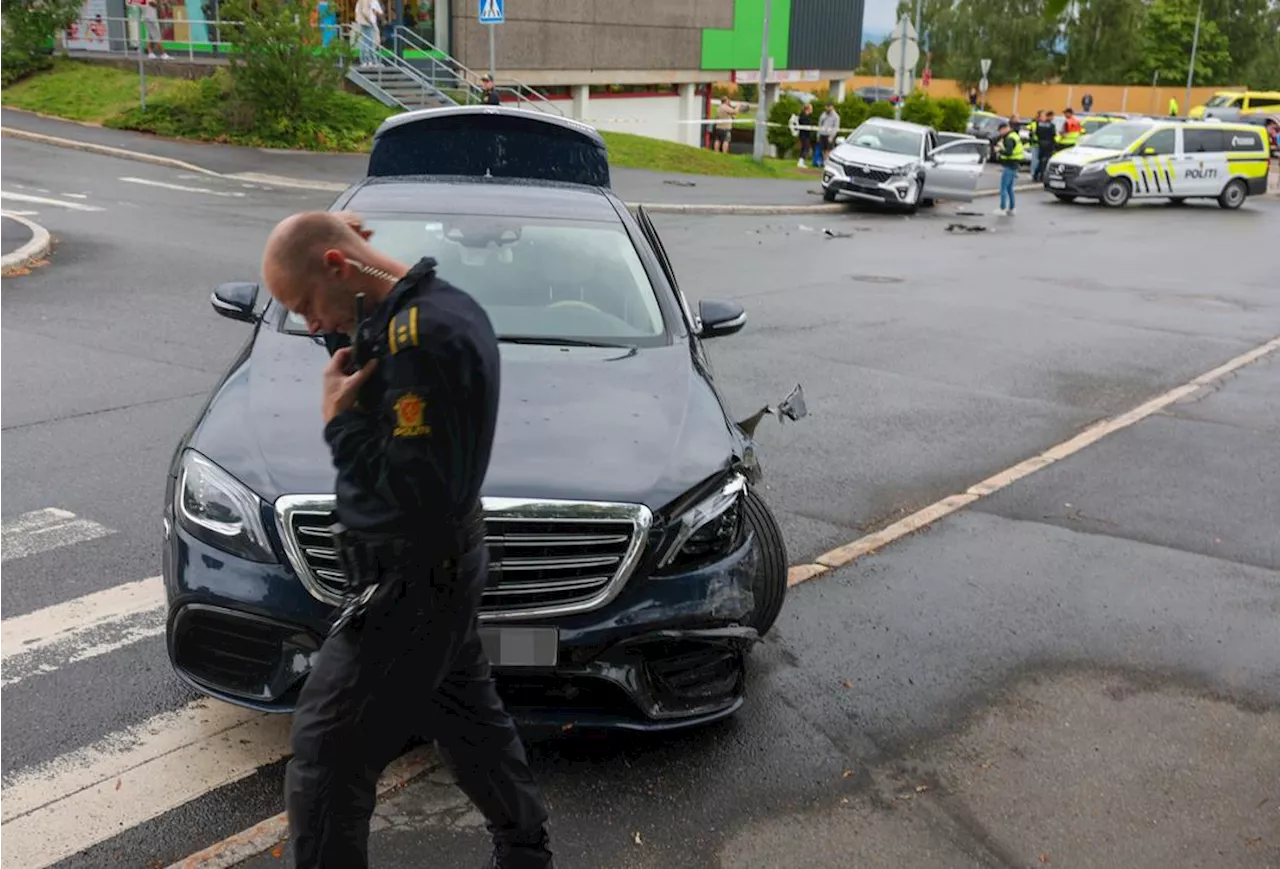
[701,0,791,71]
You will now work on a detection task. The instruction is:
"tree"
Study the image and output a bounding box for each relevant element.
[1058,0,1146,83]
[1,0,83,85]
[217,0,346,131]
[1127,0,1231,85]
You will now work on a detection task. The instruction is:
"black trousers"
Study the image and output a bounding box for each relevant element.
[285,545,553,868]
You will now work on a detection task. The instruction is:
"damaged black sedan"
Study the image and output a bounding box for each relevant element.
[162,107,804,731]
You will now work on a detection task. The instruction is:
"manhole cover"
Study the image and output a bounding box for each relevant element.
[850,275,904,284]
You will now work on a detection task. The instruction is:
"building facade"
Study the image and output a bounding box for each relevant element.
[68,0,865,146]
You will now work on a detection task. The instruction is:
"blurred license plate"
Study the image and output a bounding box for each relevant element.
[1048,179,1066,188]
[479,627,559,667]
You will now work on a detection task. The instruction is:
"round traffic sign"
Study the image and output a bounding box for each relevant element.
[887,38,920,72]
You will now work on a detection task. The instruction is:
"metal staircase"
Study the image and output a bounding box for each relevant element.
[342,25,563,116]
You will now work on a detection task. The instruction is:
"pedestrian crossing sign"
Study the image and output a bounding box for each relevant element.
[479,0,504,23]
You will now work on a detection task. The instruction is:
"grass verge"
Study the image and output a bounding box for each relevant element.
[2,60,820,177]
[0,58,182,122]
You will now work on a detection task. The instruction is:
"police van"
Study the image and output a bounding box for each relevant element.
[1042,118,1271,209]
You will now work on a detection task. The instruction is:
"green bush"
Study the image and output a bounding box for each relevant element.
[836,97,871,134]
[935,97,972,133]
[216,0,346,134]
[1,0,81,87]
[767,95,805,155]
[107,68,393,151]
[900,92,942,129]
[867,100,895,119]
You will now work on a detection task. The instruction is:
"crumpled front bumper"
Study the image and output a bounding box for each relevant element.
[821,163,920,206]
[164,517,764,731]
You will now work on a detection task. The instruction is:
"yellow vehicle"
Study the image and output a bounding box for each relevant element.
[1042,118,1271,209]
[1190,91,1280,121]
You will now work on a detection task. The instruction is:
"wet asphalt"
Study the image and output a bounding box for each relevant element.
[1,134,1277,868]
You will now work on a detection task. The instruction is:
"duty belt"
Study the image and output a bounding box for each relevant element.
[329,503,486,593]
[325,504,485,638]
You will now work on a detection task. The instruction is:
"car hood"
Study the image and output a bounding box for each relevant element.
[188,325,741,513]
[829,144,918,169]
[1050,145,1122,166]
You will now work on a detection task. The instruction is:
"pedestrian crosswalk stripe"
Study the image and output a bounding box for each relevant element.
[1,507,115,562]
[0,699,286,869]
[0,190,105,212]
[0,575,165,688]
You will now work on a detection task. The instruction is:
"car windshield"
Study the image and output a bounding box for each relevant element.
[1077,122,1152,150]
[1204,95,1234,107]
[282,214,668,346]
[847,122,923,157]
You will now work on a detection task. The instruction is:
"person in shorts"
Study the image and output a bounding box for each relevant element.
[713,96,740,152]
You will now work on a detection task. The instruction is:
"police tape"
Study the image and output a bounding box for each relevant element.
[574,117,867,135]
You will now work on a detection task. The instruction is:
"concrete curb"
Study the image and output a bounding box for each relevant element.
[4,124,1044,215]
[2,125,225,178]
[1,211,53,276]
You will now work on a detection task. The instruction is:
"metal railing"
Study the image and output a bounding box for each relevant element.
[59,14,235,62]
[342,24,455,109]
[390,25,563,116]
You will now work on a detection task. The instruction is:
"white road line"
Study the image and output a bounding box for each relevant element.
[0,699,288,869]
[0,191,105,212]
[1,575,166,687]
[1,508,115,562]
[5,210,40,216]
[119,176,246,198]
[788,333,1280,583]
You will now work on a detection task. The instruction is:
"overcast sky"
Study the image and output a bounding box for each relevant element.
[863,0,898,41]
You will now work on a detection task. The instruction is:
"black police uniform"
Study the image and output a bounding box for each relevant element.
[285,256,554,869]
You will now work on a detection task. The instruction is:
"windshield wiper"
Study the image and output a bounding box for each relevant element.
[498,335,635,349]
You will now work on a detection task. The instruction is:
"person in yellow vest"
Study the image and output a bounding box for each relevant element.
[994,121,1025,216]
[1168,97,1179,116]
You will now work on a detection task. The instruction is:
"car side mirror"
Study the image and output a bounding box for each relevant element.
[211,282,260,323]
[1142,147,1156,155]
[835,136,846,145]
[698,299,746,338]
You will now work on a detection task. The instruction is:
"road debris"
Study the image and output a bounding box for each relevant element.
[662,180,696,187]
[946,223,988,233]
[633,831,644,845]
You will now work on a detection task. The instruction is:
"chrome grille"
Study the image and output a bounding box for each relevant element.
[274,496,652,620]
[844,163,892,183]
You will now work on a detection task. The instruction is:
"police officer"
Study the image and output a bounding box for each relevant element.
[259,210,555,869]
[994,121,1025,216]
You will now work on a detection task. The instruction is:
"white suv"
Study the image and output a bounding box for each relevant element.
[821,118,987,212]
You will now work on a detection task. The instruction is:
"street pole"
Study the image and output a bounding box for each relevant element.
[1184,0,1202,115]
[488,23,495,82]
[751,0,773,162]
[907,0,922,96]
[894,16,907,120]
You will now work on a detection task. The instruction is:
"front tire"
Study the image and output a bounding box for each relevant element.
[742,488,787,636]
[1218,178,1247,210]
[1101,177,1131,208]
[822,186,838,203]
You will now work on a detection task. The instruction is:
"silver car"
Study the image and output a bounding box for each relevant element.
[821,117,987,212]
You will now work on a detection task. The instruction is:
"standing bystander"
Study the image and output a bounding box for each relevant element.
[994,120,1024,216]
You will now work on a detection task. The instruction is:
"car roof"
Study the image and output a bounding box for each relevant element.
[339,175,622,222]
[373,105,606,147]
[864,117,930,133]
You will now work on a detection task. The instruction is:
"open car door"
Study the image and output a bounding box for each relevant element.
[922,138,986,203]
[367,106,611,188]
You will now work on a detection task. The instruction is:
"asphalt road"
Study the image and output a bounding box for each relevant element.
[2,135,1278,869]
[1,215,34,256]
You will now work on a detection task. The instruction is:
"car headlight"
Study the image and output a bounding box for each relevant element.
[176,450,275,562]
[890,164,914,177]
[1080,161,1106,174]
[656,473,747,571]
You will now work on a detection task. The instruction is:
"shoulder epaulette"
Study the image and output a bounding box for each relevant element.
[388,305,420,354]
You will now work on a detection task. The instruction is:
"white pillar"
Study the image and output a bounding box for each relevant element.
[571,84,589,122]
[828,78,847,102]
[678,82,699,146]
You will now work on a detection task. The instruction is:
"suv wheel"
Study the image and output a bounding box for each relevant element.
[742,488,787,636]
[823,186,838,203]
[1217,178,1247,210]
[1102,177,1131,208]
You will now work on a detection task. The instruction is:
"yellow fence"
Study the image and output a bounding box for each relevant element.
[776,75,1245,117]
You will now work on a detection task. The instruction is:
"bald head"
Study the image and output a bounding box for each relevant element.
[260,210,404,336]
